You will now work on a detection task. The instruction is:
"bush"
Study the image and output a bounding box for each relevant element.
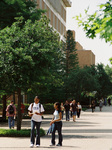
[0,128,45,137]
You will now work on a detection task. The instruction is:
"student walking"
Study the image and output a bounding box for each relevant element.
[50,102,63,146]
[6,100,16,129]
[61,103,64,120]
[71,100,77,122]
[99,99,103,111]
[91,100,95,113]
[64,100,70,121]
[77,102,82,118]
[28,96,45,148]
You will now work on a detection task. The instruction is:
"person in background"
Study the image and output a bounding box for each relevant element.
[99,98,103,111]
[6,100,16,129]
[91,100,95,113]
[71,100,77,122]
[64,100,70,121]
[70,101,73,118]
[108,98,111,106]
[50,102,63,146]
[28,96,45,148]
[61,103,64,120]
[77,102,82,118]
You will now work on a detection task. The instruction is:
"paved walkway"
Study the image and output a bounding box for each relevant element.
[0,106,112,150]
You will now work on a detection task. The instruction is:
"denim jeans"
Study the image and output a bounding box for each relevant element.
[65,111,69,121]
[31,120,41,145]
[8,116,14,129]
[51,121,63,145]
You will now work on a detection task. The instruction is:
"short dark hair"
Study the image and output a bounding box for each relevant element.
[11,100,14,103]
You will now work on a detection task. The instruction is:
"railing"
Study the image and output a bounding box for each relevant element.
[62,0,72,7]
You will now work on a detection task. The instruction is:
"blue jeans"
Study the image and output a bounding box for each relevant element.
[51,121,63,145]
[8,116,14,129]
[31,120,41,145]
[65,111,69,121]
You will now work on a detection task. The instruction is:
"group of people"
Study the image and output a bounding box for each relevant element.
[61,100,82,122]
[6,97,82,148]
[91,97,111,113]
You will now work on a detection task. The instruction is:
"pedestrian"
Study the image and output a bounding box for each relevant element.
[50,102,63,146]
[28,96,45,148]
[71,100,77,122]
[77,102,82,118]
[108,98,111,106]
[6,100,16,129]
[91,100,95,113]
[61,102,64,120]
[99,99,103,111]
[70,101,73,118]
[64,100,70,121]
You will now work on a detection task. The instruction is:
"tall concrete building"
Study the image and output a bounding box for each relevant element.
[37,0,72,40]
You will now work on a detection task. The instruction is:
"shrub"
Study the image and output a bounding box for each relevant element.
[0,128,45,137]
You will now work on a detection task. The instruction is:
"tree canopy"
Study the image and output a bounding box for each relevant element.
[0,0,44,29]
[76,0,112,44]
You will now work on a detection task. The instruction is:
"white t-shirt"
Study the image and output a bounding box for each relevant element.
[28,103,45,122]
[78,105,82,109]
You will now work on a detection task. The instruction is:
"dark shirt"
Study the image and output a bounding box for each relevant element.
[64,104,70,111]
[71,103,77,112]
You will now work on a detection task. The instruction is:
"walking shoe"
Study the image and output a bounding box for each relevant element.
[30,144,34,148]
[36,144,40,147]
[56,144,62,146]
[50,143,55,146]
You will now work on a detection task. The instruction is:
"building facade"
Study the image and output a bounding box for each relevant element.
[72,30,95,67]
[37,0,71,40]
[77,50,95,68]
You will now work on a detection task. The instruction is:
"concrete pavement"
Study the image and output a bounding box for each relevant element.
[0,106,112,150]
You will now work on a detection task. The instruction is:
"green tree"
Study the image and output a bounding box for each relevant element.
[0,16,63,130]
[96,64,112,98]
[105,64,112,82]
[0,0,44,29]
[67,66,100,101]
[76,0,112,44]
[63,30,79,99]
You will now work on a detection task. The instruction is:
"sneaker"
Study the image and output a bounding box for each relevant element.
[36,145,40,147]
[56,144,62,146]
[50,143,55,146]
[30,144,34,148]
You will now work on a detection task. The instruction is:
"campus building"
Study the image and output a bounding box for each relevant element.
[72,30,95,67]
[37,0,72,40]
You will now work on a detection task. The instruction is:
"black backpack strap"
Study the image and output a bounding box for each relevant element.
[39,103,41,113]
[31,103,34,113]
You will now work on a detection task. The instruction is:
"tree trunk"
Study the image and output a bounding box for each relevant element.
[17,88,22,130]
[2,95,7,121]
[13,92,15,104]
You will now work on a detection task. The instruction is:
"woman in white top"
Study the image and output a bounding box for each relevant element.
[77,102,82,118]
[50,102,63,146]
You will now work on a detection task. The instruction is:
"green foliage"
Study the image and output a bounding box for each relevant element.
[0,128,45,137]
[76,0,112,44]
[0,16,63,96]
[0,0,44,29]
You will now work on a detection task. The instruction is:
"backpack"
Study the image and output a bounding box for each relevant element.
[9,105,14,114]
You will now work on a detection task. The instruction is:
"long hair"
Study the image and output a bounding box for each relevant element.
[55,102,61,113]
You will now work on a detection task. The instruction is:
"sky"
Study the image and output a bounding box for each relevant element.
[66,0,112,66]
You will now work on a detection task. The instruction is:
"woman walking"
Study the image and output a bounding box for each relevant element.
[50,102,63,146]
[77,102,82,118]
[61,102,64,120]
[71,100,77,122]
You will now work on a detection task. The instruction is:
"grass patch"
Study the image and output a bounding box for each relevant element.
[82,107,88,111]
[0,128,45,137]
